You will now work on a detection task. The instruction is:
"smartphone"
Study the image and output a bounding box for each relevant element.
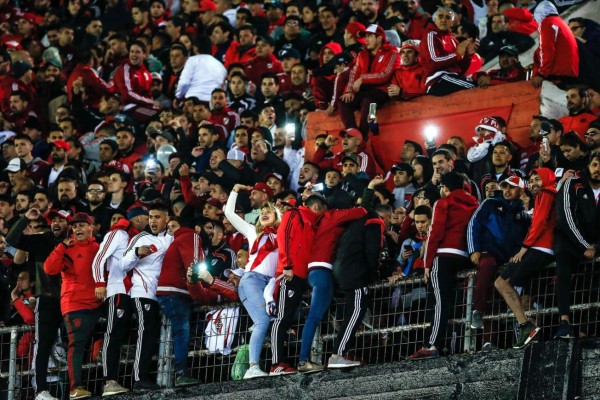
[312,183,325,192]
[368,103,377,121]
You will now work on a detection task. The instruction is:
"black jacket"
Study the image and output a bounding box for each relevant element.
[333,212,384,290]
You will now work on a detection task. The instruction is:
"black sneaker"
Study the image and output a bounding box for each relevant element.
[133,380,160,392]
[513,321,540,349]
[553,320,575,339]
[470,310,484,330]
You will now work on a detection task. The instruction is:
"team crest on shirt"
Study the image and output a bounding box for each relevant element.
[211,259,218,266]
[288,290,295,297]
[144,304,151,311]
[117,309,124,318]
[267,63,273,68]
[224,117,229,125]
[378,56,384,62]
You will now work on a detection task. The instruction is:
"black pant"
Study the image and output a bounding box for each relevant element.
[34,296,63,393]
[427,74,475,96]
[333,287,369,356]
[555,237,585,316]
[270,277,306,365]
[426,255,467,349]
[64,309,101,391]
[103,294,133,381]
[132,297,160,382]
[338,88,389,138]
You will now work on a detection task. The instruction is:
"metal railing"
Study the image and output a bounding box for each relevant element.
[1,258,599,399]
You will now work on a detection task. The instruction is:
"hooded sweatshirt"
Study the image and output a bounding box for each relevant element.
[523,167,557,252]
[312,43,343,109]
[424,189,479,269]
[532,1,579,79]
[346,41,400,94]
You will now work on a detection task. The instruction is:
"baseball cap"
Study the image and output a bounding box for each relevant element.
[499,175,525,189]
[151,72,163,81]
[252,182,274,199]
[345,22,366,44]
[359,24,386,39]
[265,172,283,183]
[279,48,301,59]
[342,153,359,166]
[127,206,149,220]
[4,158,26,172]
[391,162,414,175]
[199,0,217,12]
[401,39,421,53]
[139,188,162,204]
[339,128,362,139]
[69,212,93,225]
[227,149,246,161]
[224,268,245,278]
[49,140,70,152]
[11,60,32,79]
[499,45,519,57]
[47,209,72,221]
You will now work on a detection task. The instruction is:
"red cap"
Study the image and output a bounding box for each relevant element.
[17,12,38,24]
[205,197,224,210]
[199,0,216,12]
[359,24,386,41]
[252,182,274,199]
[339,128,362,139]
[499,175,525,189]
[69,212,93,225]
[49,140,70,152]
[345,22,366,45]
[400,39,420,53]
[47,209,72,222]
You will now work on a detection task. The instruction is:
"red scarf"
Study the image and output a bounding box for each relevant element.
[249,226,278,271]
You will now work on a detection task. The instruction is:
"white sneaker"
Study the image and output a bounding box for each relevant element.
[243,365,268,380]
[35,391,58,400]
[327,355,361,369]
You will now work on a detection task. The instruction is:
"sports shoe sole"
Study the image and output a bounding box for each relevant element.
[298,366,324,374]
[269,371,297,376]
[102,390,128,397]
[513,326,541,349]
[327,362,360,369]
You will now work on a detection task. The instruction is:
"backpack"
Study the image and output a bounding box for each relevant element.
[231,344,250,380]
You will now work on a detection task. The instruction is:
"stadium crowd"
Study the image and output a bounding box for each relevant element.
[0,0,599,396]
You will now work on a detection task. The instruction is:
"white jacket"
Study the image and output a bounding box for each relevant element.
[175,54,227,102]
[92,228,129,298]
[121,231,174,300]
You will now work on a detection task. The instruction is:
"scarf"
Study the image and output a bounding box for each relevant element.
[249,226,278,271]
[467,132,506,162]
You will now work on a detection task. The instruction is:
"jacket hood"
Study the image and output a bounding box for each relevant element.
[318,42,343,66]
[534,1,558,24]
[174,226,196,238]
[532,167,557,193]
[446,189,479,209]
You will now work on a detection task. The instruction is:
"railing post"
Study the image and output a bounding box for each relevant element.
[157,315,174,388]
[8,327,18,400]
[464,272,476,353]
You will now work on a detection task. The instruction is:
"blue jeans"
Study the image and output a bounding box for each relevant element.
[299,268,334,362]
[158,295,192,373]
[237,271,271,365]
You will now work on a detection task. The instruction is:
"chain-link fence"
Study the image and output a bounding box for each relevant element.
[1,259,599,399]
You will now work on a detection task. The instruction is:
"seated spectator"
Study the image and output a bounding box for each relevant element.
[478,13,535,62]
[531,1,579,88]
[558,131,589,171]
[419,7,478,96]
[312,129,375,179]
[311,43,343,110]
[387,40,425,101]
[474,45,527,87]
[224,24,258,69]
[558,85,597,139]
[568,17,600,59]
[339,24,399,139]
[243,36,283,87]
[584,120,600,155]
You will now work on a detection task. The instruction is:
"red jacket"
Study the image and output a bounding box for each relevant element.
[211,107,240,135]
[420,25,472,87]
[243,54,283,86]
[157,227,203,297]
[308,207,368,270]
[67,63,111,109]
[559,112,597,139]
[390,62,426,100]
[424,189,478,269]
[111,61,154,107]
[522,168,556,250]
[346,44,399,94]
[533,15,579,79]
[276,207,322,279]
[407,13,429,40]
[0,75,36,116]
[44,238,102,315]
[224,41,256,69]
[312,146,376,179]
[503,8,538,35]
[473,64,527,85]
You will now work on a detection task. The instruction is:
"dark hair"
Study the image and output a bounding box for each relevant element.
[132,1,149,12]
[229,71,248,82]
[491,140,514,154]
[560,131,587,150]
[459,22,479,39]
[412,155,433,183]
[129,40,147,52]
[440,171,465,191]
[198,123,218,136]
[549,119,564,133]
[432,149,452,161]
[9,91,28,102]
[149,203,170,214]
[195,35,213,55]
[319,4,338,17]
[566,84,587,98]
[260,72,279,84]
[414,205,432,219]
[13,133,33,144]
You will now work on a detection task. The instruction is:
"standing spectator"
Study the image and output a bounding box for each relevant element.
[410,172,478,359]
[92,207,149,396]
[43,213,101,399]
[111,40,157,123]
[270,195,326,374]
[224,184,281,379]
[558,85,597,139]
[175,36,227,102]
[67,50,111,111]
[553,156,600,338]
[467,176,529,335]
[121,204,173,391]
[531,1,579,88]
[329,210,384,367]
[420,7,478,96]
[494,168,556,348]
[405,0,429,40]
[339,24,399,139]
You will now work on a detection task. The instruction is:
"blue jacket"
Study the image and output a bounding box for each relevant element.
[467,193,530,263]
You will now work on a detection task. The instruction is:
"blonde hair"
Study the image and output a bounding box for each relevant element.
[255,202,282,234]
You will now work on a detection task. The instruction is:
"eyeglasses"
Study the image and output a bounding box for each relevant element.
[87,189,104,194]
[585,131,600,137]
[570,25,582,31]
